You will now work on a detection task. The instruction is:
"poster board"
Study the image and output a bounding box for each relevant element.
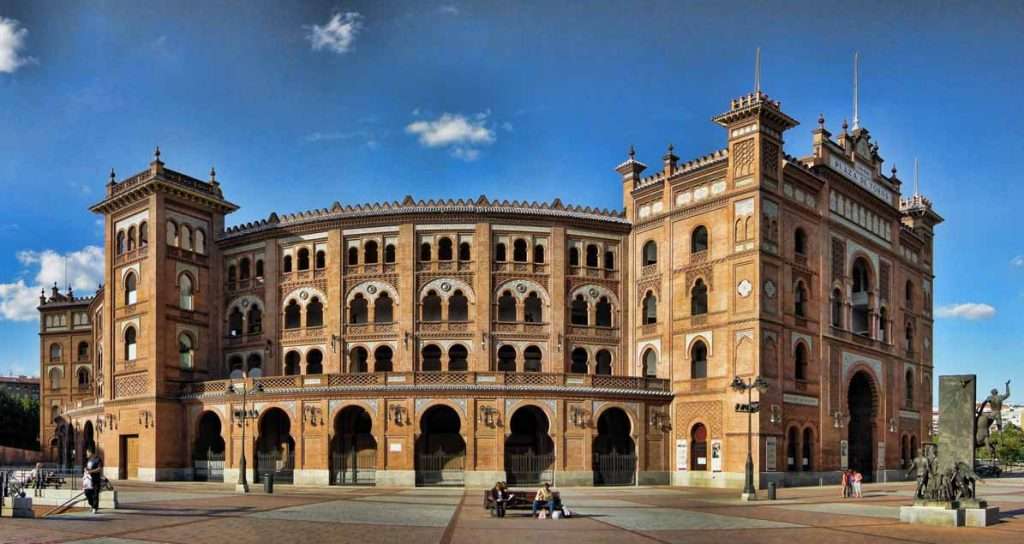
[676,439,688,471]
[710,439,722,472]
[840,439,849,469]
[765,436,777,472]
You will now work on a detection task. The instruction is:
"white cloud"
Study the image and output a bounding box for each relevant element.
[451,147,480,161]
[406,112,496,161]
[308,12,363,55]
[1012,255,1024,267]
[0,246,104,321]
[0,17,33,73]
[935,303,996,320]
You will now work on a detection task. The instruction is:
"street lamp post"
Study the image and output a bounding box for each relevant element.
[731,375,768,501]
[228,379,263,493]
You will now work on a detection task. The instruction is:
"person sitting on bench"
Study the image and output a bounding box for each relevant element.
[490,481,511,517]
[532,482,556,517]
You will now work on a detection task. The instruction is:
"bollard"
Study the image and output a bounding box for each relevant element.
[768,481,777,500]
[263,473,274,494]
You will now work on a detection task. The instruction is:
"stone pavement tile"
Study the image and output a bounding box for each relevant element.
[644,526,898,544]
[127,516,444,544]
[450,526,655,544]
[837,522,1024,542]
[10,511,213,539]
[773,501,902,519]
[351,493,464,506]
[250,496,458,527]
[0,522,92,544]
[63,539,157,544]
[685,504,899,528]
[116,491,232,504]
[574,506,803,531]
[126,493,331,513]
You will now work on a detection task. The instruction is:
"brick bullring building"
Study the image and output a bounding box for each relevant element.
[41,87,940,489]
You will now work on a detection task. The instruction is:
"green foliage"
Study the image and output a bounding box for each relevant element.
[990,423,1024,463]
[0,389,40,450]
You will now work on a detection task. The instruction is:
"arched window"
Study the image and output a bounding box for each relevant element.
[116,231,126,254]
[852,258,870,292]
[228,265,237,284]
[448,345,468,371]
[523,346,542,372]
[374,292,393,323]
[497,345,516,371]
[497,290,516,322]
[124,326,137,361]
[570,294,588,325]
[77,367,90,387]
[284,300,301,329]
[297,248,310,270]
[691,226,709,253]
[350,294,368,324]
[449,290,468,321]
[49,368,61,390]
[229,355,244,379]
[852,258,871,334]
[305,349,323,374]
[691,423,708,471]
[246,353,262,377]
[384,243,396,264]
[246,305,262,334]
[421,344,442,371]
[524,292,542,323]
[585,244,599,267]
[595,349,612,375]
[228,307,244,336]
[533,244,545,264]
[643,348,657,378]
[879,306,889,343]
[306,297,324,328]
[77,341,89,362]
[139,221,148,246]
[285,351,302,375]
[596,296,612,327]
[905,369,914,408]
[642,240,657,266]
[795,228,807,256]
[179,273,193,310]
[365,241,379,264]
[642,291,657,324]
[495,242,507,262]
[690,341,707,379]
[283,255,293,273]
[315,250,326,269]
[604,250,614,270]
[348,246,359,266]
[571,348,588,373]
[420,242,432,262]
[905,280,914,310]
[178,333,194,369]
[166,220,179,246]
[194,229,205,254]
[124,271,137,305]
[438,237,453,261]
[180,224,192,251]
[127,226,137,250]
[374,346,393,372]
[787,427,798,471]
[458,241,471,261]
[512,239,527,262]
[794,281,807,317]
[239,258,251,280]
[831,288,843,328]
[794,343,808,381]
[905,321,914,352]
[422,290,442,322]
[691,278,708,315]
[49,343,62,363]
[347,348,366,373]
[569,246,579,266]
[803,428,813,470]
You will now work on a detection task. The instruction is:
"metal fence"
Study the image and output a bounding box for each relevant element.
[593,452,636,486]
[504,453,554,486]
[0,464,84,492]
[254,452,294,484]
[331,450,376,485]
[193,454,225,482]
[415,452,465,486]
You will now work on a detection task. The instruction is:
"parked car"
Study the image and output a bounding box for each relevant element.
[975,463,1002,478]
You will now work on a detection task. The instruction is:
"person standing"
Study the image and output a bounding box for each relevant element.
[83,448,104,514]
[840,469,850,499]
[851,470,863,498]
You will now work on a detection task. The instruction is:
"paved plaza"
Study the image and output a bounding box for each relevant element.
[2,478,1023,543]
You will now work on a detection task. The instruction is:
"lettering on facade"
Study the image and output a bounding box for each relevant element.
[828,155,893,203]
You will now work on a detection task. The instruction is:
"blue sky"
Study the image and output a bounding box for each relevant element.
[0,1,1020,400]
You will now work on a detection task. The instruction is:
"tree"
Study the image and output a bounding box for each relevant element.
[0,389,40,450]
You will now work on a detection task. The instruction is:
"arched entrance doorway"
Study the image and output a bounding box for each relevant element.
[593,408,636,485]
[82,421,96,457]
[415,405,465,486]
[331,406,377,485]
[256,408,295,484]
[691,423,708,471]
[193,411,226,481]
[504,406,554,485]
[848,370,877,481]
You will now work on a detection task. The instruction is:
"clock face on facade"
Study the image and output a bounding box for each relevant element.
[764,280,777,298]
[737,279,752,298]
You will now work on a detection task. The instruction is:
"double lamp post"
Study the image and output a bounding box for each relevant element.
[227,380,263,493]
[731,375,768,501]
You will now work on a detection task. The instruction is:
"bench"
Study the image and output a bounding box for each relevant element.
[483,489,562,514]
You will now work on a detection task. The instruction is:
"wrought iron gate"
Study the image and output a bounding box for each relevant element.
[416,451,465,486]
[505,453,554,485]
[193,452,225,482]
[255,452,294,484]
[593,452,636,486]
[332,449,377,485]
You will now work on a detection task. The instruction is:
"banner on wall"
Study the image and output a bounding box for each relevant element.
[877,441,886,469]
[676,439,688,471]
[765,436,777,472]
[710,439,722,472]
[840,440,849,469]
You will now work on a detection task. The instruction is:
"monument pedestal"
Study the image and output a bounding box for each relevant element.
[899,504,964,527]
[964,505,999,527]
